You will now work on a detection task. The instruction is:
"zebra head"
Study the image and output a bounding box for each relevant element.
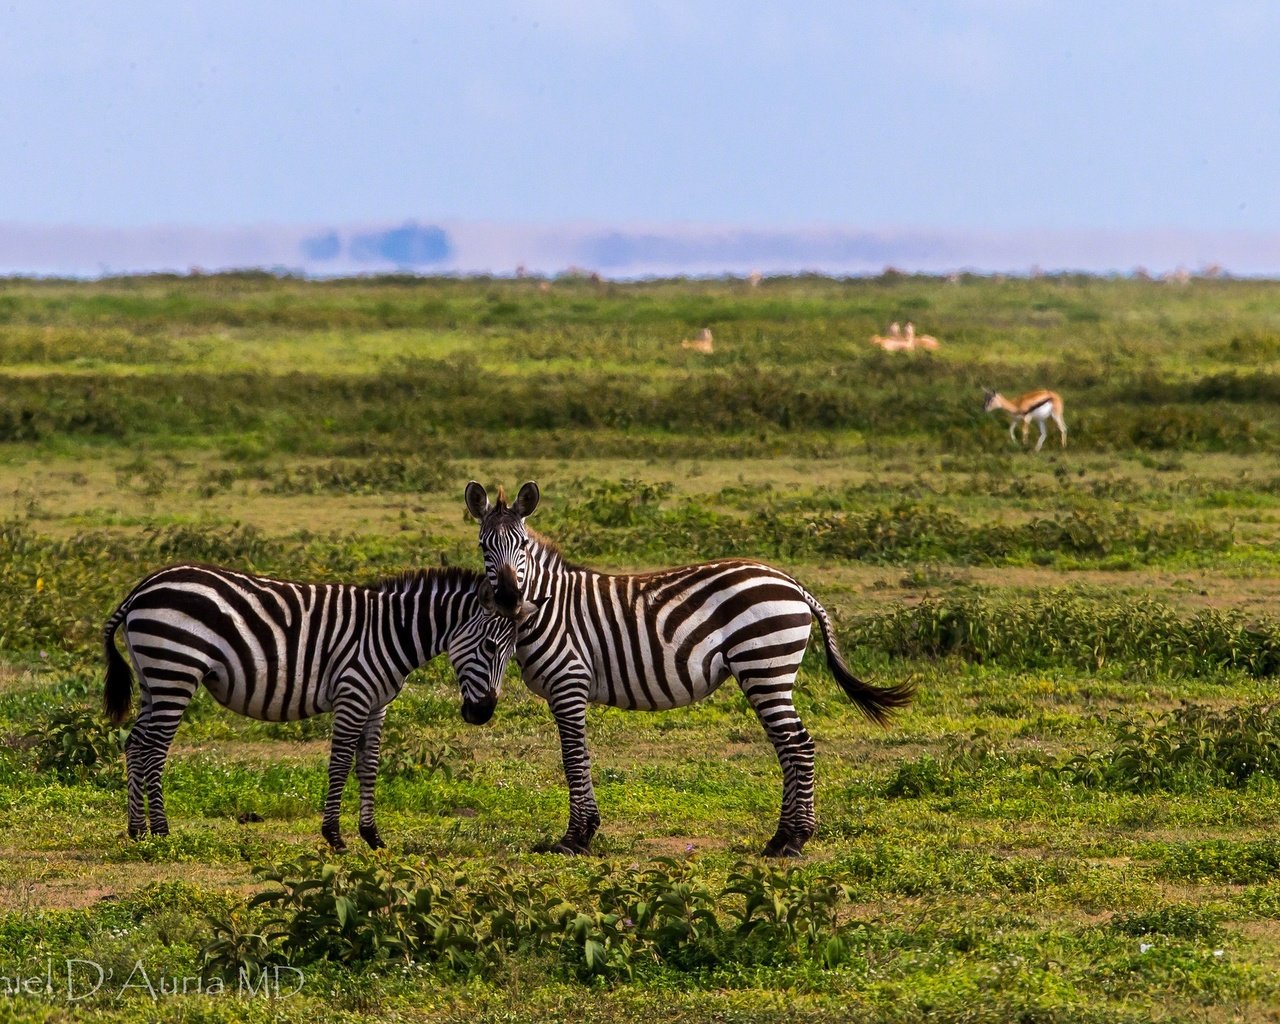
[465,480,539,619]
[451,586,519,726]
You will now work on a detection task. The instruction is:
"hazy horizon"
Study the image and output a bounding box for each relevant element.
[3,220,1279,280]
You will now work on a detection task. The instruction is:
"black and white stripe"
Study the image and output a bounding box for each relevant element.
[103,563,515,850]
[465,483,914,857]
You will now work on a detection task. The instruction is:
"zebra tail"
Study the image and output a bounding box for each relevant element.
[801,588,915,726]
[103,605,134,725]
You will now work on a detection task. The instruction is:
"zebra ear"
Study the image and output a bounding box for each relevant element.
[512,481,540,520]
[515,596,544,624]
[477,579,497,612]
[464,481,490,521]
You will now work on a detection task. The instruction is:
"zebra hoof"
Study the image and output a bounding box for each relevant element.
[322,824,346,854]
[534,837,588,855]
[359,825,385,850]
[760,832,808,858]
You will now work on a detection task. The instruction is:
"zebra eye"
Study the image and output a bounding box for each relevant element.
[483,638,497,652]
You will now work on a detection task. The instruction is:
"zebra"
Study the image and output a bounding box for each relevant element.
[102,563,516,852]
[464,481,915,857]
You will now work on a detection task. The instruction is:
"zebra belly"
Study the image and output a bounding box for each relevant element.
[127,612,336,722]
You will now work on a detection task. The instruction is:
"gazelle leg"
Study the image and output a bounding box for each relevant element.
[1054,411,1067,447]
[1008,418,1020,443]
[1035,419,1048,451]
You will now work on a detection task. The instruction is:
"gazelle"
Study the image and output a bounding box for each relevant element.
[982,389,1067,451]
[904,322,940,350]
[681,327,714,354]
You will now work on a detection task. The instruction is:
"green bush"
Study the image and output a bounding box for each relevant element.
[210,850,867,982]
[1061,702,1280,792]
[29,707,128,786]
[851,594,1280,676]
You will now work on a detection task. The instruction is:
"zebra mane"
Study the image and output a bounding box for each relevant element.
[526,528,581,570]
[374,565,484,594]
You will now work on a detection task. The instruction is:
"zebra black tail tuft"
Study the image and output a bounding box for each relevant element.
[802,587,915,726]
[103,609,134,725]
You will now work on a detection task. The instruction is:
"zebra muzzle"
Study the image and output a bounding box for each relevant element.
[461,695,496,725]
[493,564,523,618]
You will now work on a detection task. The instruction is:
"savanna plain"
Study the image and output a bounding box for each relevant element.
[2,273,1280,1023]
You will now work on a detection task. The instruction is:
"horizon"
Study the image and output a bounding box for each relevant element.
[2,220,1277,280]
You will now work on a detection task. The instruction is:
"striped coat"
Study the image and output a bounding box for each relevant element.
[103,563,514,850]
[465,482,913,856]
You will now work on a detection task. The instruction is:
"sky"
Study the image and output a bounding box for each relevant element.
[2,2,1279,276]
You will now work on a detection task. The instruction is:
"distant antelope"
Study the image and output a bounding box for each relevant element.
[983,389,1067,451]
[870,322,941,352]
[681,327,714,354]
[904,322,940,350]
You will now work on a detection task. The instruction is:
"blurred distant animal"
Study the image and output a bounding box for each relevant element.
[904,322,940,350]
[681,328,714,354]
[982,388,1067,451]
[869,322,940,352]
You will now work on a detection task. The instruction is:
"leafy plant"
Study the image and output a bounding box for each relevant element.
[1061,702,1280,792]
[28,707,127,786]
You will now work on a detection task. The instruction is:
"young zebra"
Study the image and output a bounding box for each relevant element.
[464,482,915,857]
[103,563,516,851]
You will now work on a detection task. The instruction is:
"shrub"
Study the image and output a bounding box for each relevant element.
[1109,905,1222,942]
[29,707,127,787]
[1060,702,1280,793]
[207,851,868,982]
[851,595,1280,676]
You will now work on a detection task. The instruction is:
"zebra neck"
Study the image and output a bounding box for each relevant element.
[525,540,569,596]
[391,570,480,667]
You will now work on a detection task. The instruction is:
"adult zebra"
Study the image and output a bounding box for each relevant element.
[464,482,914,857]
[103,563,515,851]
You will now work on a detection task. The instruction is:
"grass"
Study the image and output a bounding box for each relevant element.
[0,272,1279,1021]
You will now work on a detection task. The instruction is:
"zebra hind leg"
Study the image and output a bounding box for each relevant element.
[740,674,816,857]
[355,708,388,850]
[139,693,194,837]
[123,701,152,838]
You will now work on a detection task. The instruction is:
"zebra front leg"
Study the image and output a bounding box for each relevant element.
[355,708,388,850]
[542,686,600,854]
[742,677,816,857]
[322,695,370,853]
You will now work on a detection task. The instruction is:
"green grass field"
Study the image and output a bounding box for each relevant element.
[2,272,1279,1022]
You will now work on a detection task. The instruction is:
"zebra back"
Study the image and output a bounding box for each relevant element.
[102,563,497,724]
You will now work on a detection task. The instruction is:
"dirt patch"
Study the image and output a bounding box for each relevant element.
[635,835,730,858]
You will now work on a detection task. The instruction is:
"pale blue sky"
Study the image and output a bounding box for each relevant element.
[1,3,1278,274]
